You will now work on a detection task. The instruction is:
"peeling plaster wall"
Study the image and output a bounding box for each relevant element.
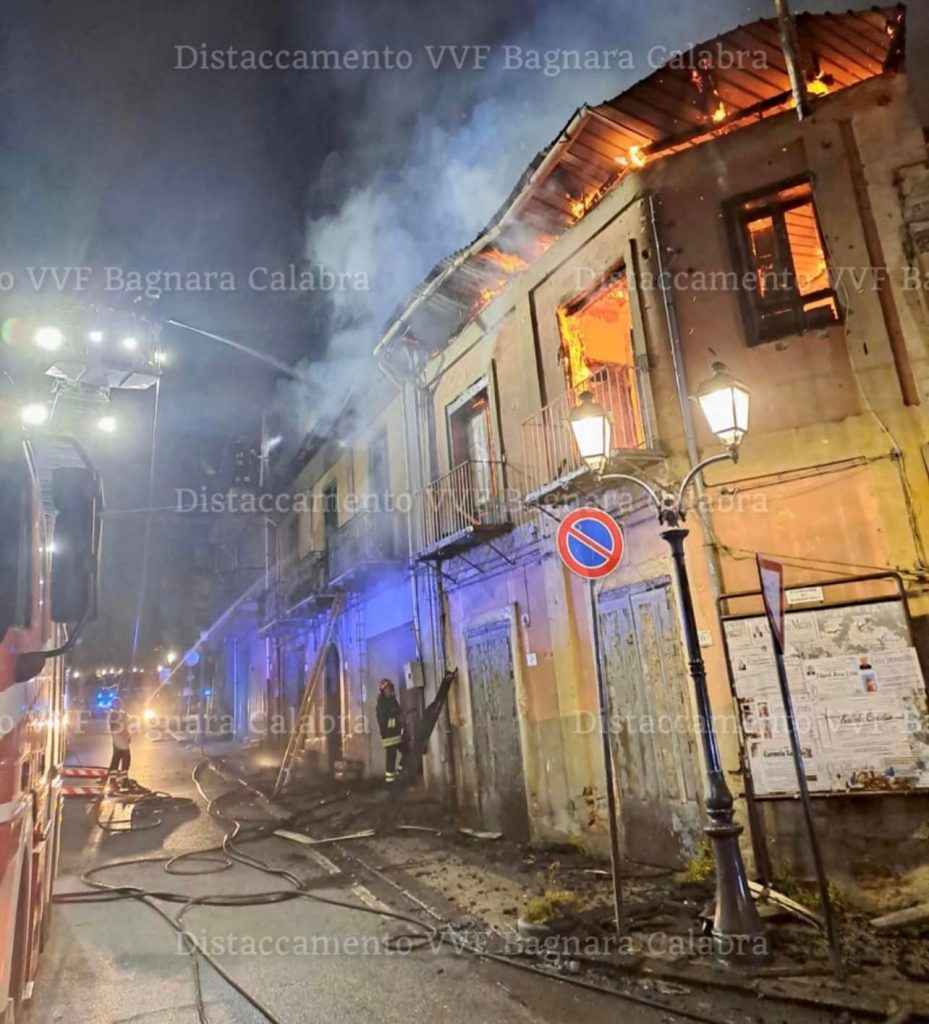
[414,72,929,869]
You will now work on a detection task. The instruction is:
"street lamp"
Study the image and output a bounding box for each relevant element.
[569,391,612,475]
[695,361,750,451]
[571,362,766,962]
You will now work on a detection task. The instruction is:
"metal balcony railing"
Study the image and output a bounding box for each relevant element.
[259,550,330,630]
[521,363,653,499]
[283,550,328,608]
[419,459,510,554]
[328,511,408,584]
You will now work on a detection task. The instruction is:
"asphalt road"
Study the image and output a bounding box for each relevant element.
[24,726,691,1024]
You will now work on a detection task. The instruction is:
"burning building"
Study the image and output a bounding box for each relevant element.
[229,6,929,879]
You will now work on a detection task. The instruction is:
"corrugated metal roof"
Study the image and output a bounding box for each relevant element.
[376,4,905,358]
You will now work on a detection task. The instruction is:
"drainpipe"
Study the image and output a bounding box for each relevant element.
[774,0,811,121]
[646,193,723,599]
[377,354,423,663]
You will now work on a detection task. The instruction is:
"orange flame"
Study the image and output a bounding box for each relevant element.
[480,246,528,274]
[535,233,556,255]
[711,101,727,123]
[568,187,601,222]
[472,278,507,316]
[615,145,648,170]
[557,305,589,387]
[807,76,830,96]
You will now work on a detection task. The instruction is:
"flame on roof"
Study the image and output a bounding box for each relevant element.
[376,5,905,360]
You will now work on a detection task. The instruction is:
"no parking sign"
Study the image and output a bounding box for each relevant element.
[556,507,624,580]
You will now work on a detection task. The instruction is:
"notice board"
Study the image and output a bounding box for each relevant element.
[722,599,929,798]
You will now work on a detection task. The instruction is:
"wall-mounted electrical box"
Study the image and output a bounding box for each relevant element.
[403,660,425,689]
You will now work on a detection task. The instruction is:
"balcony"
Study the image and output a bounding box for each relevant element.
[259,550,332,633]
[417,459,511,559]
[283,550,331,608]
[328,511,408,586]
[521,363,660,503]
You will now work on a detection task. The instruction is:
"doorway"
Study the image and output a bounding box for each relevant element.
[323,643,343,770]
[464,620,529,840]
[597,579,702,868]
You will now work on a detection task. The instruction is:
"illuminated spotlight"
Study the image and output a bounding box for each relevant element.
[121,336,138,351]
[21,402,50,426]
[97,415,117,433]
[34,326,64,351]
[88,329,104,343]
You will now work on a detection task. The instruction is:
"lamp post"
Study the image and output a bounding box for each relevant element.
[569,363,766,961]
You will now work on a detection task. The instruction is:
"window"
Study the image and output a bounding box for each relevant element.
[447,380,498,516]
[555,268,646,451]
[322,480,339,547]
[726,177,840,345]
[0,443,34,634]
[557,268,636,390]
[367,431,389,508]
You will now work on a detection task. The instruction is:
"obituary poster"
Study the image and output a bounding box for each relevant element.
[723,600,929,798]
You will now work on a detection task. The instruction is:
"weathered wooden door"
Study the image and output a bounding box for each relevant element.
[465,621,529,840]
[323,644,343,769]
[598,581,702,868]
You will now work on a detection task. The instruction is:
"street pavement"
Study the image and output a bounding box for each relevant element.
[24,726,695,1024]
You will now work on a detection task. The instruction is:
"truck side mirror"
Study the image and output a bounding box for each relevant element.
[50,467,102,624]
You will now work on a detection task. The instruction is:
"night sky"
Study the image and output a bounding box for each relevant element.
[1,0,925,665]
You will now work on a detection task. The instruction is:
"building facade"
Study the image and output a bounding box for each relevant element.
[226,7,929,876]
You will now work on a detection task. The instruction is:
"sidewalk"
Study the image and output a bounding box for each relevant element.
[252,757,929,1024]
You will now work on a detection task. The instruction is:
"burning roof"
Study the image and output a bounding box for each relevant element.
[375,5,905,359]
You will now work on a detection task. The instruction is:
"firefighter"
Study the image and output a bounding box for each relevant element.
[106,697,132,788]
[375,678,404,784]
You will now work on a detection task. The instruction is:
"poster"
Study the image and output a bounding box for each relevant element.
[723,600,929,798]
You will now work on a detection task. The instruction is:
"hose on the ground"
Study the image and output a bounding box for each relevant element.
[53,756,785,1024]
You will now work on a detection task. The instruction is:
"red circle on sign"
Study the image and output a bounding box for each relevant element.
[556,507,624,580]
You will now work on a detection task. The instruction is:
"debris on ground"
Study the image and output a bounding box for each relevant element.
[227,749,929,1022]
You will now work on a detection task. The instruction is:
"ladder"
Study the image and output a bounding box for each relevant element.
[272,590,346,797]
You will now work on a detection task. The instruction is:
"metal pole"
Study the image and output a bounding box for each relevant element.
[774,0,811,120]
[587,579,625,940]
[131,328,163,663]
[662,526,768,962]
[770,642,845,977]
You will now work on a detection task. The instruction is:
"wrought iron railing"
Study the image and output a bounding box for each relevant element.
[328,511,408,582]
[419,459,510,552]
[283,550,328,608]
[521,364,652,497]
[259,550,328,628]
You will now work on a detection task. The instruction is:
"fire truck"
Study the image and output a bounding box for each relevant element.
[0,429,102,1023]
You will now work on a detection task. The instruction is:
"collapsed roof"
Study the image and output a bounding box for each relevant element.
[375,5,905,359]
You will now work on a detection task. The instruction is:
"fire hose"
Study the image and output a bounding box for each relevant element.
[55,757,909,1024]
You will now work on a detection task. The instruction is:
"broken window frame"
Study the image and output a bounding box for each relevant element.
[442,371,507,525]
[724,174,841,347]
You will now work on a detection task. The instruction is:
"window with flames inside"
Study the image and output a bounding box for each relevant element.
[727,178,840,345]
[557,270,647,453]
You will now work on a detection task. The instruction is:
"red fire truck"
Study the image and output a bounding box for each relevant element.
[0,432,102,1023]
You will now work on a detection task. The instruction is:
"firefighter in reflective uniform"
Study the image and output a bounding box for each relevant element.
[376,678,404,784]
